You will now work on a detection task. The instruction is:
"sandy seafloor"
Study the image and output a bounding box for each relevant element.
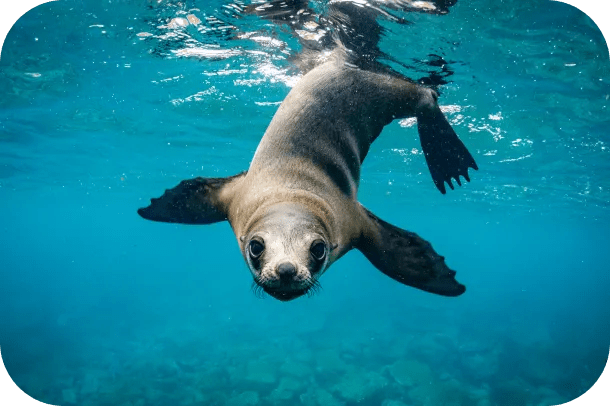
[0,1,609,405]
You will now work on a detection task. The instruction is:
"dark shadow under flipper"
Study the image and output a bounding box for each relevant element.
[417,106,478,194]
[137,172,245,225]
[357,207,466,297]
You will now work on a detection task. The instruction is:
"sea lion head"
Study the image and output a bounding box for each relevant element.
[240,202,332,301]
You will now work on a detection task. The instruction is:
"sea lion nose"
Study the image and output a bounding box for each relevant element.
[277,262,297,282]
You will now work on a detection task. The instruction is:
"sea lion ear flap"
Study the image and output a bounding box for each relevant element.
[138,172,246,225]
[355,207,466,297]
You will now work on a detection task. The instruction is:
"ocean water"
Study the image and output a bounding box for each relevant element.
[0,1,609,405]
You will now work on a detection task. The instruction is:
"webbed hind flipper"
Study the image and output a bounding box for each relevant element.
[356,207,465,297]
[138,172,245,225]
[417,102,478,194]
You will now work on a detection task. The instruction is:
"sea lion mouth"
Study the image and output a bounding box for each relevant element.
[263,287,308,302]
[252,276,321,301]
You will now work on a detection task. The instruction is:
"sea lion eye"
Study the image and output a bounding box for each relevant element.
[310,240,326,261]
[248,238,265,259]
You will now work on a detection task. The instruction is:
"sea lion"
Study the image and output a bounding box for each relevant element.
[137,0,477,301]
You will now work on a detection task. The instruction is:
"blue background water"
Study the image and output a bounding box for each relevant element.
[1,1,609,405]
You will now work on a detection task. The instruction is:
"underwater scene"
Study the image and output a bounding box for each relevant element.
[0,1,609,405]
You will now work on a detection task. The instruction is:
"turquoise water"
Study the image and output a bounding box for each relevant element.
[1,0,609,405]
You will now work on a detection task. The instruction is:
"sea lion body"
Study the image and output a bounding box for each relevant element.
[138,54,476,300]
[230,59,433,258]
[138,1,478,301]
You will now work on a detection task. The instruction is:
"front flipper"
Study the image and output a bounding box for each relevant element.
[138,172,245,224]
[417,102,478,194]
[356,207,465,297]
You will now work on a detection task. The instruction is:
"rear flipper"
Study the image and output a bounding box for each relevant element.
[417,101,478,194]
[356,207,465,297]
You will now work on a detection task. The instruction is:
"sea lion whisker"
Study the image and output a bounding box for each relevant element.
[303,278,322,297]
[251,278,268,299]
